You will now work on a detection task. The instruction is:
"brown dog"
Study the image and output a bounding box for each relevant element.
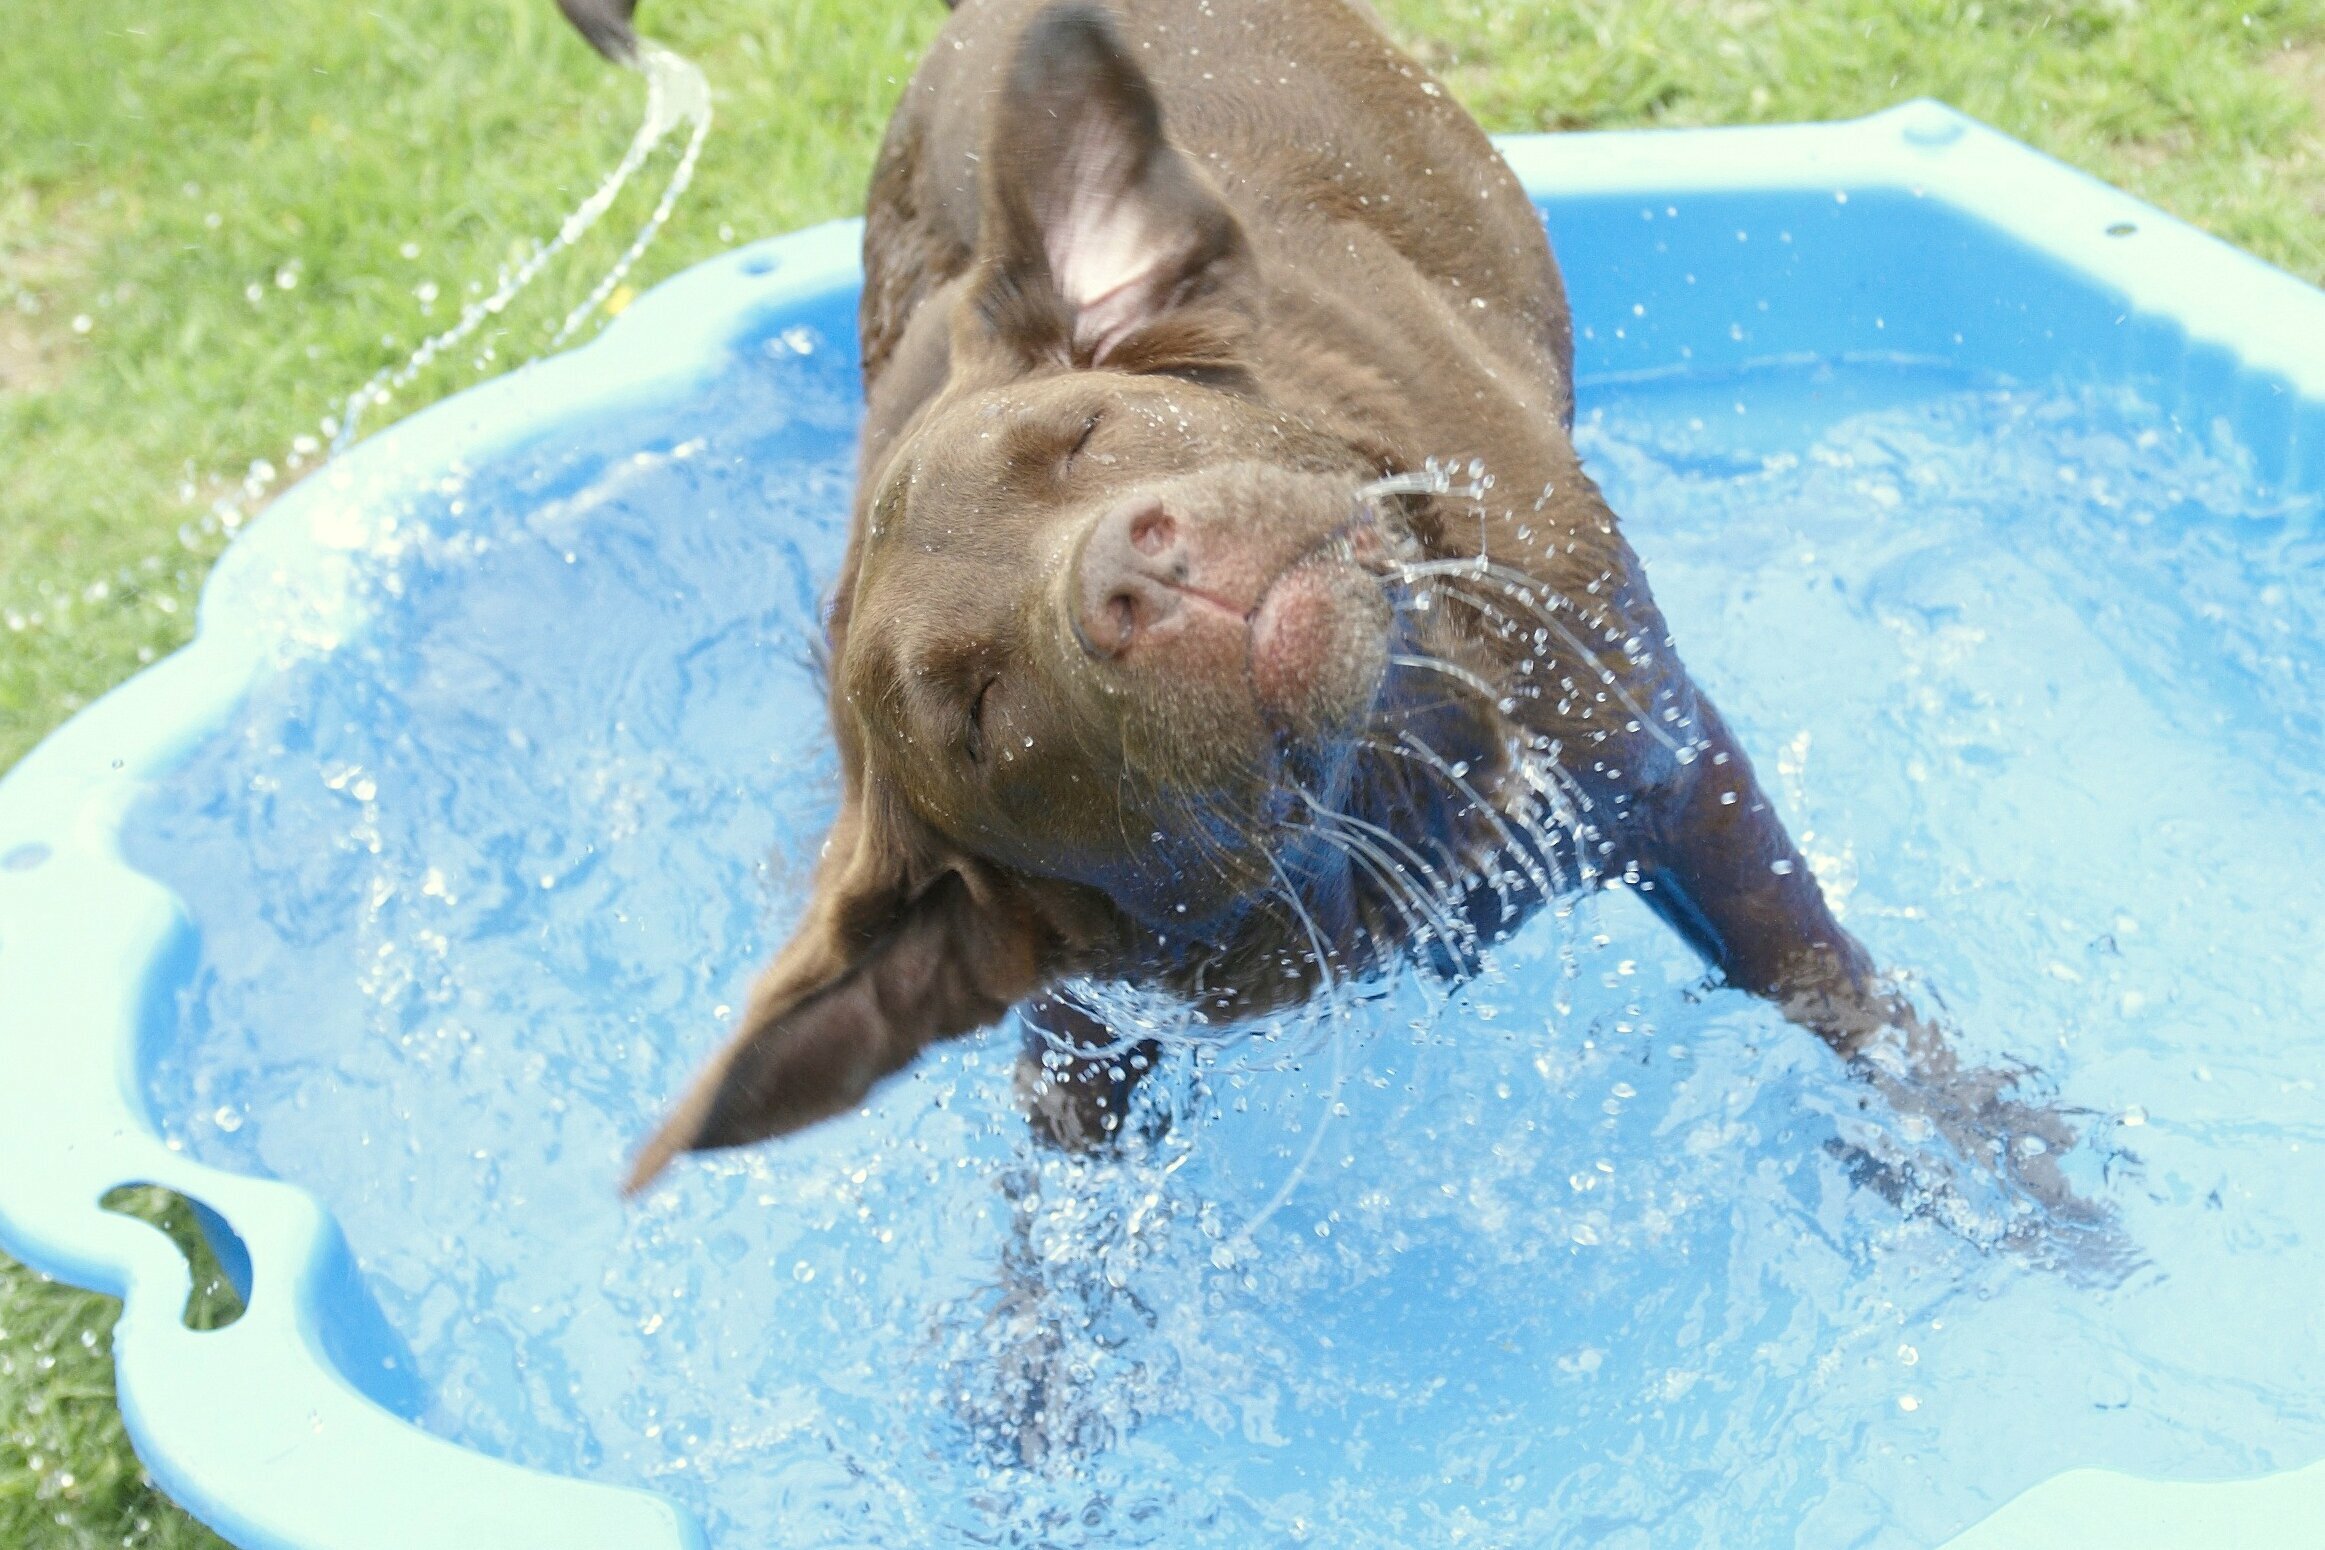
[577,0,1995,1195]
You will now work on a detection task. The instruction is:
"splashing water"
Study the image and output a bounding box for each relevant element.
[545,47,714,348]
[124,326,2325,1549]
[1357,456,1493,504]
[0,39,714,658]
[330,42,713,453]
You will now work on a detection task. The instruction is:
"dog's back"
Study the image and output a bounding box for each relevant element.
[857,0,1576,485]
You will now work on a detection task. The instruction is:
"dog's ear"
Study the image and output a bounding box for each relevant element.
[623,799,1057,1193]
[964,3,1256,371]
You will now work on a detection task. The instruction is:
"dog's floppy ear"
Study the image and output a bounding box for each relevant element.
[624,798,1057,1193]
[965,2,1257,370]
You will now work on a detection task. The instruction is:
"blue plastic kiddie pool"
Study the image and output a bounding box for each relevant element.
[3,104,2323,1549]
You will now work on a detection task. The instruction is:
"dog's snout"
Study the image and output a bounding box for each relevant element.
[1077,499,1190,659]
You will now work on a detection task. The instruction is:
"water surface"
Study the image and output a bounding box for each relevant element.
[127,309,2325,1546]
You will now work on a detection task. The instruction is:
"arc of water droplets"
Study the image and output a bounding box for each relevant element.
[546,44,713,348]
[1356,456,1491,505]
[1218,854,1360,1261]
[329,42,713,453]
[1363,453,1698,761]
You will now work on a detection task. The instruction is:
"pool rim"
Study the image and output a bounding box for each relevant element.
[2,98,2321,1550]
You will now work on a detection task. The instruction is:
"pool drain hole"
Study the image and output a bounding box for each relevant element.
[100,1184,249,1331]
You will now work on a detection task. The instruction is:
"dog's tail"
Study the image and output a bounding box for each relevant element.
[556,0,969,62]
[557,0,641,64]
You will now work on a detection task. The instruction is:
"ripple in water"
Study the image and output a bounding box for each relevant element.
[127,338,2325,1546]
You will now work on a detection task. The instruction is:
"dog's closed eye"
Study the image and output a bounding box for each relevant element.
[964,676,999,764]
[992,411,1106,489]
[1061,412,1101,475]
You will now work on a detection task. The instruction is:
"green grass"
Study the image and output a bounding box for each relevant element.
[4,0,2324,1543]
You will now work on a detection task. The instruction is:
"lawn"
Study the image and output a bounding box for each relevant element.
[5,0,2325,1543]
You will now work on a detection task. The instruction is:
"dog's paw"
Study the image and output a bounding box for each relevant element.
[1838,1052,2139,1279]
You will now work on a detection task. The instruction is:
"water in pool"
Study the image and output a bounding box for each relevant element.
[126,301,2325,1545]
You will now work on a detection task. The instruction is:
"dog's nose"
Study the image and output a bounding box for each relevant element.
[1075,498,1188,659]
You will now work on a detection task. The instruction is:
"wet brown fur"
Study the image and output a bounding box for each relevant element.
[618,0,1936,1191]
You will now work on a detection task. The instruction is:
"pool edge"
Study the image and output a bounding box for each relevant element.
[0,213,869,1550]
[0,100,2319,1548]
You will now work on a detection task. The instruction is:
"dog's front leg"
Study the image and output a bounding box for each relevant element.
[1013,993,1162,1151]
[1624,695,2111,1229]
[1618,693,1906,1057]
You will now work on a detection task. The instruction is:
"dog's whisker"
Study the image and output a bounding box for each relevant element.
[1390,562,1691,756]
[1386,732,1592,990]
[1385,564,1664,701]
[1386,732,1556,906]
[1388,650,1503,706]
[1295,813,1473,982]
[1285,815,1441,967]
[1303,777,1464,894]
[1306,799,1477,957]
[1285,817,1419,952]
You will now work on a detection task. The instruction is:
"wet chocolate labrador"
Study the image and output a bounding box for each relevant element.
[564,0,2086,1215]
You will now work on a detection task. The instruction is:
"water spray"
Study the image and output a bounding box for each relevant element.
[329,38,712,452]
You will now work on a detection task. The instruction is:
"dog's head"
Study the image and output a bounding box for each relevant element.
[627,6,1525,1189]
